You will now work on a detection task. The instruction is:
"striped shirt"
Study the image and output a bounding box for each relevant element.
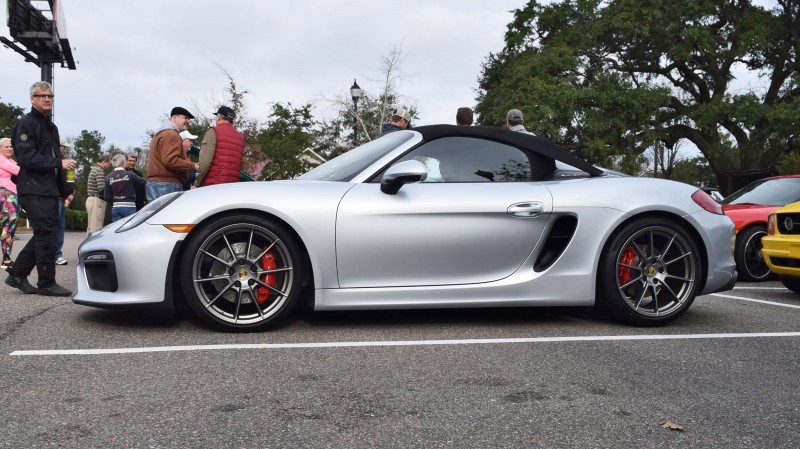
[86,164,106,197]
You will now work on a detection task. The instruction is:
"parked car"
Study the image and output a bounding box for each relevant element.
[73,125,736,331]
[761,201,800,293]
[722,175,800,282]
[700,186,724,202]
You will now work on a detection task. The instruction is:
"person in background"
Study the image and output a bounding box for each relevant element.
[194,106,244,187]
[178,130,198,190]
[5,81,76,296]
[146,106,199,200]
[85,153,110,233]
[0,137,20,270]
[456,107,474,126]
[505,109,533,135]
[377,107,413,137]
[104,154,145,222]
[124,154,146,211]
[55,140,74,265]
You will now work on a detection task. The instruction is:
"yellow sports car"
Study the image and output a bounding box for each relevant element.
[762,201,800,293]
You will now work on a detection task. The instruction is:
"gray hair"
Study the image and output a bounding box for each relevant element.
[30,81,53,96]
[0,137,10,147]
[111,153,127,168]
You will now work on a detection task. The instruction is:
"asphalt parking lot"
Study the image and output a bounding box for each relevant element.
[0,231,798,448]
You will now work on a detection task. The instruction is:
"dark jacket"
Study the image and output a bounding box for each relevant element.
[11,108,72,198]
[377,122,404,138]
[104,167,146,207]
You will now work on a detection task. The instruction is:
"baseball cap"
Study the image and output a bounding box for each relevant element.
[213,106,236,121]
[506,109,524,121]
[179,130,198,140]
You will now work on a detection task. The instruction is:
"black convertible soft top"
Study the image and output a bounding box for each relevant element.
[411,124,604,177]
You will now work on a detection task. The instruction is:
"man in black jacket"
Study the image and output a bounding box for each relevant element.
[5,81,77,296]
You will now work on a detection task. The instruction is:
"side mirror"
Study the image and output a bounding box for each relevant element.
[380,160,428,194]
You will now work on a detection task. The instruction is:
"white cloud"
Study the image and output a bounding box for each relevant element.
[1,0,524,148]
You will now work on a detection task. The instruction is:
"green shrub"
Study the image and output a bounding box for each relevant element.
[65,209,88,231]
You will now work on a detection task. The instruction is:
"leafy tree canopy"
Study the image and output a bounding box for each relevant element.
[257,103,316,180]
[476,0,799,193]
[0,100,24,139]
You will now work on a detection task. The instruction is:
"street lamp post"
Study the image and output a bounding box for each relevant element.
[350,79,362,146]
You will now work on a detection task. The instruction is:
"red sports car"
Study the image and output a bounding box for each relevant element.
[722,175,800,281]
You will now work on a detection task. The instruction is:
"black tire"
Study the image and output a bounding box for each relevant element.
[180,213,304,332]
[734,225,771,282]
[597,217,701,326]
[778,276,800,294]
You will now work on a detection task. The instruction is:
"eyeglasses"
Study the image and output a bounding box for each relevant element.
[32,94,55,99]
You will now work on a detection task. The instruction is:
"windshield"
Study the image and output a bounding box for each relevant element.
[298,132,414,182]
[723,177,800,206]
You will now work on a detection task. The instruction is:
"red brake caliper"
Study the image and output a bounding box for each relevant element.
[618,246,637,284]
[257,250,277,304]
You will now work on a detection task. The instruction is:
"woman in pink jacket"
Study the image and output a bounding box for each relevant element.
[0,137,20,269]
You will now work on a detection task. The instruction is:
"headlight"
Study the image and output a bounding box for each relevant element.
[116,192,184,232]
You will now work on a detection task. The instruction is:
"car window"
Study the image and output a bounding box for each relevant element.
[723,178,800,206]
[298,132,414,182]
[394,137,532,182]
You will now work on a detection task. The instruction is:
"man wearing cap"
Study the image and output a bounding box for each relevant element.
[194,106,244,187]
[377,107,413,137]
[146,106,199,201]
[179,130,199,190]
[85,153,111,234]
[506,109,533,135]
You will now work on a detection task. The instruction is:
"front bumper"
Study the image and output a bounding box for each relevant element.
[73,221,187,307]
[762,234,800,277]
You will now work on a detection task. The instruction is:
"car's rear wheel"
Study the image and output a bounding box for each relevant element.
[735,225,771,282]
[180,214,303,332]
[597,217,701,326]
[778,276,800,294]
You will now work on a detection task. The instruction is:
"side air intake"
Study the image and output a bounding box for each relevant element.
[534,215,578,272]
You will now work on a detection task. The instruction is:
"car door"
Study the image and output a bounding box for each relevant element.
[336,136,553,288]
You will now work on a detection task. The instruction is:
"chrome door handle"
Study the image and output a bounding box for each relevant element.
[508,202,545,217]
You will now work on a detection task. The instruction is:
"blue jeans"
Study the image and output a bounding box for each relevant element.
[56,199,65,259]
[146,181,183,202]
[111,206,136,222]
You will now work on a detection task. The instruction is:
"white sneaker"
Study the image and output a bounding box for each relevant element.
[55,257,68,265]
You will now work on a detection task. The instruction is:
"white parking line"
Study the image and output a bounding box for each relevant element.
[733,286,788,290]
[710,293,800,309]
[10,332,800,356]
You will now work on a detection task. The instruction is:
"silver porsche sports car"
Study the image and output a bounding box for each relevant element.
[74,125,736,331]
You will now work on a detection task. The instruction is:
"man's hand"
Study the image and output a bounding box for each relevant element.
[61,159,77,170]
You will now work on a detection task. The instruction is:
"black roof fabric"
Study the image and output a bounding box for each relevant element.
[411,125,603,176]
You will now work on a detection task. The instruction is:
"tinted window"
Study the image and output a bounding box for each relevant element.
[394,137,531,183]
[723,178,800,207]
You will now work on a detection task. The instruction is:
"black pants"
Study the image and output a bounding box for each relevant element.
[10,195,58,288]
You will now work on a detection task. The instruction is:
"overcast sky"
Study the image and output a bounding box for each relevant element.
[0,1,527,150]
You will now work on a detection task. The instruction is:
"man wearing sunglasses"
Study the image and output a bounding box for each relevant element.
[5,81,76,296]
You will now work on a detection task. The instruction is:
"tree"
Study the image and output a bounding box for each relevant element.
[71,130,106,210]
[0,100,24,138]
[257,103,316,180]
[315,46,417,158]
[476,0,800,194]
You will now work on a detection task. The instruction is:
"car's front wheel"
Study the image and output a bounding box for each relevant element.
[735,225,771,282]
[180,214,303,332]
[597,217,701,326]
